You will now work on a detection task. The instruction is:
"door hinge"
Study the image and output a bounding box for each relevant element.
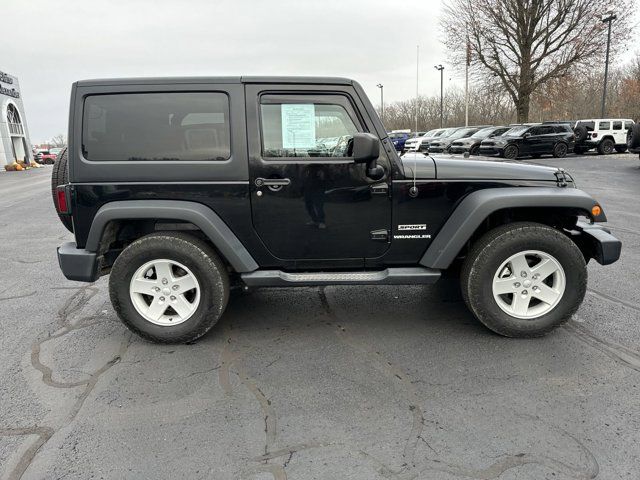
[370,229,389,242]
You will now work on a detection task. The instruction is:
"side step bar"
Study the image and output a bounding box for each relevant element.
[241,267,441,287]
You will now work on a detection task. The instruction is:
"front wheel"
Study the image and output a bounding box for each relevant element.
[460,222,587,337]
[109,232,229,343]
[503,144,519,159]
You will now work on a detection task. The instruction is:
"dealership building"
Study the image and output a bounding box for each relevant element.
[0,70,32,166]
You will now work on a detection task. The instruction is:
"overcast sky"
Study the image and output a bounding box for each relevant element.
[4,0,639,143]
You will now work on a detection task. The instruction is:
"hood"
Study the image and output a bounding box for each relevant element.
[401,153,563,182]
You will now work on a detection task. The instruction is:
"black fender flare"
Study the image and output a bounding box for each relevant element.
[85,200,259,273]
[419,187,605,269]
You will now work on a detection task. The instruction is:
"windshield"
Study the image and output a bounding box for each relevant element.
[504,126,529,136]
[421,129,437,137]
[470,127,498,138]
[438,128,460,138]
[449,128,476,139]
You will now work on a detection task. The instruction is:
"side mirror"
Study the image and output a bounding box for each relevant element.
[352,133,384,180]
[352,133,380,163]
[523,133,531,139]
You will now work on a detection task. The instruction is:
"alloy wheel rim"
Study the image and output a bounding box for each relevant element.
[129,259,201,326]
[505,146,517,158]
[492,250,566,319]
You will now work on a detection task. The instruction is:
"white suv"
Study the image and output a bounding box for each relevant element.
[574,119,635,155]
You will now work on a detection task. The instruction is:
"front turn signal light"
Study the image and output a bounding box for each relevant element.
[592,205,602,217]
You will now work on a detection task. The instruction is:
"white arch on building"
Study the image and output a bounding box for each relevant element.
[1,97,29,162]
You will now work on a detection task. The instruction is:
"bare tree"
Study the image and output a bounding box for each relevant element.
[442,0,634,122]
[50,134,67,147]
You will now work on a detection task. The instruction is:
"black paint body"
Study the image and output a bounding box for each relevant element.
[67,77,567,272]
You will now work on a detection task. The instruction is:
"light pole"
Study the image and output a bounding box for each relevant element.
[601,11,617,118]
[434,65,444,128]
[415,45,420,133]
[377,83,384,125]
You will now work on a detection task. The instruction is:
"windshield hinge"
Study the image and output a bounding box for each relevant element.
[555,168,568,187]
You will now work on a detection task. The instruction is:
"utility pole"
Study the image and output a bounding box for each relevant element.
[376,84,384,125]
[415,45,419,133]
[465,28,470,127]
[601,11,617,118]
[435,65,444,128]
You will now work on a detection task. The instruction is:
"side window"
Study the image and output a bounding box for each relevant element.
[528,127,541,135]
[625,121,634,130]
[82,92,231,161]
[598,121,610,130]
[260,97,360,158]
[612,121,622,130]
[537,126,554,135]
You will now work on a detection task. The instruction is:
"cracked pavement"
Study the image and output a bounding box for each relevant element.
[1,155,639,479]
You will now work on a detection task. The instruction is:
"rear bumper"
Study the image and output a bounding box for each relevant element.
[57,242,100,282]
[574,221,621,265]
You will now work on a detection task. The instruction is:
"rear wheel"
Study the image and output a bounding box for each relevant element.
[460,222,587,337]
[597,138,615,155]
[552,142,568,158]
[503,144,519,159]
[50,148,73,233]
[469,145,479,156]
[109,232,229,343]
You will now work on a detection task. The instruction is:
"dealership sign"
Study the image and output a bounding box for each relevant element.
[0,71,19,98]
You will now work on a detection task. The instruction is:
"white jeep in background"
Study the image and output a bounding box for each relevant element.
[573,119,635,155]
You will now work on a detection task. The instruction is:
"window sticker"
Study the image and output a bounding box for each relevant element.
[281,104,316,149]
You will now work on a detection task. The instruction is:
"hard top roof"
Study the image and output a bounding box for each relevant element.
[75,76,355,87]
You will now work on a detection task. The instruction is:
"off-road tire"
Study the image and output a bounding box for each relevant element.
[50,147,73,233]
[597,138,615,155]
[627,124,640,149]
[503,144,519,159]
[574,125,588,144]
[109,232,229,344]
[614,145,627,153]
[552,142,568,158]
[460,222,587,338]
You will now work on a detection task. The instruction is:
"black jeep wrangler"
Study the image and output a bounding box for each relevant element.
[53,76,621,343]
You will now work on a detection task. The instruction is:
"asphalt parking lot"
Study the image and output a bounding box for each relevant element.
[1,153,639,480]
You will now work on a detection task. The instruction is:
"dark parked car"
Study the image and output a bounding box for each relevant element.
[449,126,511,155]
[428,126,491,154]
[389,132,410,152]
[54,76,619,343]
[479,123,575,159]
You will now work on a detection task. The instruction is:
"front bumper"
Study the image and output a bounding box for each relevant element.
[478,146,502,156]
[449,146,470,154]
[57,242,101,282]
[574,221,621,265]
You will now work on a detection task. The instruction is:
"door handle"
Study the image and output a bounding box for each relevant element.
[255,177,291,187]
[370,183,388,195]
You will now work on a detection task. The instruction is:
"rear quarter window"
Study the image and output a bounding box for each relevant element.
[82,92,231,161]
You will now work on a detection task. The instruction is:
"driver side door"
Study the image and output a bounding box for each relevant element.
[245,85,392,268]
